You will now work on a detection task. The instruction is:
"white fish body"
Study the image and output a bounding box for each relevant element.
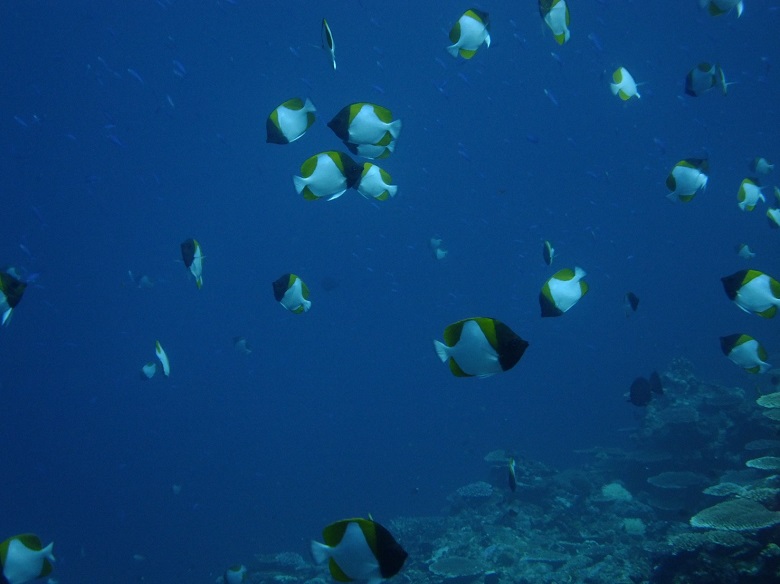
[2,537,55,584]
[433,319,501,377]
[610,67,640,100]
[447,10,491,59]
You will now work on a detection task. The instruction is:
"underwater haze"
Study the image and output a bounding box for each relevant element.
[1,0,779,583]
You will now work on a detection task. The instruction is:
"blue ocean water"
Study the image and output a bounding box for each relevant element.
[0,0,778,582]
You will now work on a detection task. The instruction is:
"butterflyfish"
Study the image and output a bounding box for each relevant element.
[684,62,720,97]
[508,457,517,492]
[666,158,708,203]
[751,157,774,175]
[721,269,780,318]
[322,19,336,70]
[737,178,765,211]
[140,362,157,379]
[433,317,529,378]
[272,273,311,314]
[610,67,640,101]
[0,269,27,326]
[345,141,395,160]
[328,103,402,149]
[311,518,407,584]
[0,533,54,584]
[224,564,247,584]
[446,9,491,59]
[155,340,170,377]
[735,243,756,259]
[266,98,316,144]
[699,0,744,18]
[293,151,363,201]
[180,239,203,289]
[539,0,570,45]
[356,163,397,201]
[720,333,772,374]
[539,267,589,317]
[767,208,780,229]
[430,237,448,260]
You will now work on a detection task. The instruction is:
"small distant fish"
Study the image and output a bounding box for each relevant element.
[155,340,170,377]
[735,243,756,259]
[543,88,559,107]
[430,237,448,260]
[721,333,771,374]
[508,457,517,492]
[272,273,311,314]
[311,518,407,584]
[539,0,571,45]
[751,157,774,175]
[684,62,721,97]
[610,67,640,101]
[140,362,157,380]
[628,376,652,407]
[542,240,555,266]
[648,371,664,396]
[180,239,204,288]
[699,0,744,18]
[266,97,316,144]
[624,292,640,316]
[0,533,55,584]
[0,269,27,326]
[172,59,186,78]
[106,134,126,148]
[126,68,145,85]
[737,178,766,211]
[433,317,529,377]
[539,267,588,317]
[447,9,491,59]
[233,336,252,355]
[321,19,336,70]
[223,564,247,584]
[721,269,780,318]
[587,32,603,52]
[768,208,780,229]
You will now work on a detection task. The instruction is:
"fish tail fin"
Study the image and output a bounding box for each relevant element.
[293,176,307,194]
[433,339,450,363]
[310,540,331,565]
[388,119,402,139]
[445,44,459,58]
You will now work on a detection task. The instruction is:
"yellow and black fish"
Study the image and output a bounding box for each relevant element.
[434,317,528,377]
[721,269,780,318]
[539,267,588,317]
[266,98,316,144]
[447,9,491,59]
[0,269,27,326]
[0,533,55,584]
[311,518,407,583]
[720,333,772,374]
[180,239,203,289]
[273,273,311,314]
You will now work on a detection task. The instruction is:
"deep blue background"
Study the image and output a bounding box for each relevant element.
[1,1,778,582]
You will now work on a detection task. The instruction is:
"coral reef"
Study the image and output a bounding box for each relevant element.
[242,360,780,583]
